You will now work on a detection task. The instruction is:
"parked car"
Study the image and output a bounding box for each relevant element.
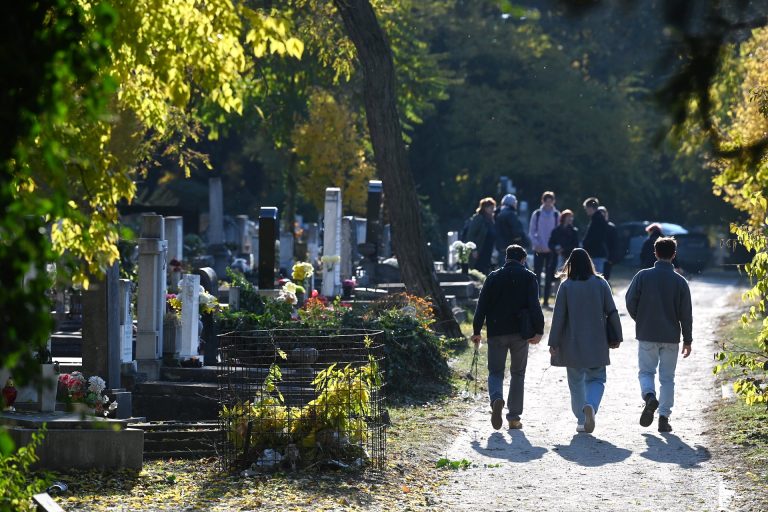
[616,221,711,273]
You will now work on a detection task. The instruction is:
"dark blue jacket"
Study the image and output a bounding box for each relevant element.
[582,210,609,259]
[473,260,544,337]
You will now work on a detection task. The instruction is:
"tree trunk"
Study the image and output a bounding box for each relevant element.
[333,0,462,339]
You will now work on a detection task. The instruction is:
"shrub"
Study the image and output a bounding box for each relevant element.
[0,428,50,512]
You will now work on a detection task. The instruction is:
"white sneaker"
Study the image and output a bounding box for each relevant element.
[583,404,595,433]
[576,424,586,433]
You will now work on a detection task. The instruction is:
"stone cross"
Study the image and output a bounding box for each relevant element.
[258,207,278,290]
[136,214,167,380]
[322,187,342,297]
[179,274,200,360]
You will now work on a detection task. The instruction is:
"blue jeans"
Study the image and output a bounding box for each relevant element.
[487,334,529,421]
[566,367,607,424]
[592,257,607,274]
[638,341,679,417]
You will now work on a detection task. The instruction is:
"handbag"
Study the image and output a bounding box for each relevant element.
[518,309,535,340]
[606,308,620,344]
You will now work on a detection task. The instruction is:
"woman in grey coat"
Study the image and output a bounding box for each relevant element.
[548,248,622,433]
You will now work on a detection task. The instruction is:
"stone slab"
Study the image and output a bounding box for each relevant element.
[0,410,129,430]
[8,426,143,470]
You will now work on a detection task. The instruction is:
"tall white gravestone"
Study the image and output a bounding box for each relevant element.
[179,274,200,360]
[322,187,342,297]
[119,279,134,365]
[136,214,167,380]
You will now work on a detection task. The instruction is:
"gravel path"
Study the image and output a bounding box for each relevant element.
[439,273,741,512]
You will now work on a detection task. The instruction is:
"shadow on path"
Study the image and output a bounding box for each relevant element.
[470,431,547,463]
[553,434,632,467]
[640,433,711,468]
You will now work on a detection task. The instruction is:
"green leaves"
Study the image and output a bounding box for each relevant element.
[435,457,472,470]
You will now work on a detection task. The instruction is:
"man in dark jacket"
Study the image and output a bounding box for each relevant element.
[472,245,544,430]
[625,237,693,433]
[582,197,609,273]
[598,206,620,280]
[495,194,529,252]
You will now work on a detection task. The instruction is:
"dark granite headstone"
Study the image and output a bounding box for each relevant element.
[82,263,121,389]
[258,207,278,290]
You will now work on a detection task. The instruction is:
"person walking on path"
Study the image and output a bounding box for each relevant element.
[472,244,544,430]
[598,206,621,281]
[548,208,579,270]
[548,248,622,434]
[495,194,529,252]
[640,223,663,269]
[581,197,610,273]
[466,197,497,275]
[625,236,693,433]
[528,191,560,307]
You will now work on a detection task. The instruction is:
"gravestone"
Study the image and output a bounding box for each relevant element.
[341,216,354,280]
[279,231,294,274]
[381,224,392,259]
[322,188,342,297]
[447,231,459,270]
[258,207,278,290]
[195,267,218,364]
[119,279,134,367]
[228,286,240,312]
[136,214,166,380]
[179,274,200,360]
[81,263,121,389]
[306,223,319,265]
[165,216,183,291]
[208,177,230,278]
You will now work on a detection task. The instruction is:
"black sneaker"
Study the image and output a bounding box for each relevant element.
[658,415,673,433]
[640,393,659,427]
[491,398,505,430]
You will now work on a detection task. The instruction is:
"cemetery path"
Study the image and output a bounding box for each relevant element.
[436,273,741,512]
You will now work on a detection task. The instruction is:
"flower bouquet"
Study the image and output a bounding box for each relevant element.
[451,240,476,264]
[58,371,117,417]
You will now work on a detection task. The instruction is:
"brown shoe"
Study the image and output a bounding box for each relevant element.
[508,419,523,430]
[491,399,504,430]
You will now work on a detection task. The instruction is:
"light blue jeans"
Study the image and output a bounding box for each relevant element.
[487,334,529,421]
[638,341,679,417]
[592,257,607,274]
[566,366,607,424]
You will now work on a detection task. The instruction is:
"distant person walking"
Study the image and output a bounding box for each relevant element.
[581,197,609,273]
[466,197,497,275]
[640,223,663,269]
[548,209,579,270]
[495,194,529,252]
[472,244,544,430]
[625,237,693,433]
[529,191,560,307]
[598,206,621,281]
[548,248,623,433]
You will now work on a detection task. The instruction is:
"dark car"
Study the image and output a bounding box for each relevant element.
[616,221,711,273]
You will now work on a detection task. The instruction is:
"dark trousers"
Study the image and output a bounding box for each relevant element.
[487,334,529,421]
[603,261,613,281]
[533,251,557,304]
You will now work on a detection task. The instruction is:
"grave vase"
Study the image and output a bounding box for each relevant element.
[460,263,469,275]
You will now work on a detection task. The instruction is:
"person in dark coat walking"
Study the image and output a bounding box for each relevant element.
[466,197,497,275]
[598,206,621,281]
[581,197,609,273]
[548,209,579,270]
[640,223,663,269]
[495,194,529,252]
[472,245,544,430]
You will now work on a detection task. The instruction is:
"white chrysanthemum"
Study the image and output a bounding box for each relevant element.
[88,376,106,394]
[450,240,465,250]
[465,241,477,250]
[278,291,297,305]
[282,281,297,294]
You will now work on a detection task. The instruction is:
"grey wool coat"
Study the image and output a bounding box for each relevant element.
[548,275,623,368]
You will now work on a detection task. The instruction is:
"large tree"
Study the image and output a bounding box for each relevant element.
[333,0,462,338]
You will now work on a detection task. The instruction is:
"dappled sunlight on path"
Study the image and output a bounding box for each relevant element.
[438,272,742,511]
